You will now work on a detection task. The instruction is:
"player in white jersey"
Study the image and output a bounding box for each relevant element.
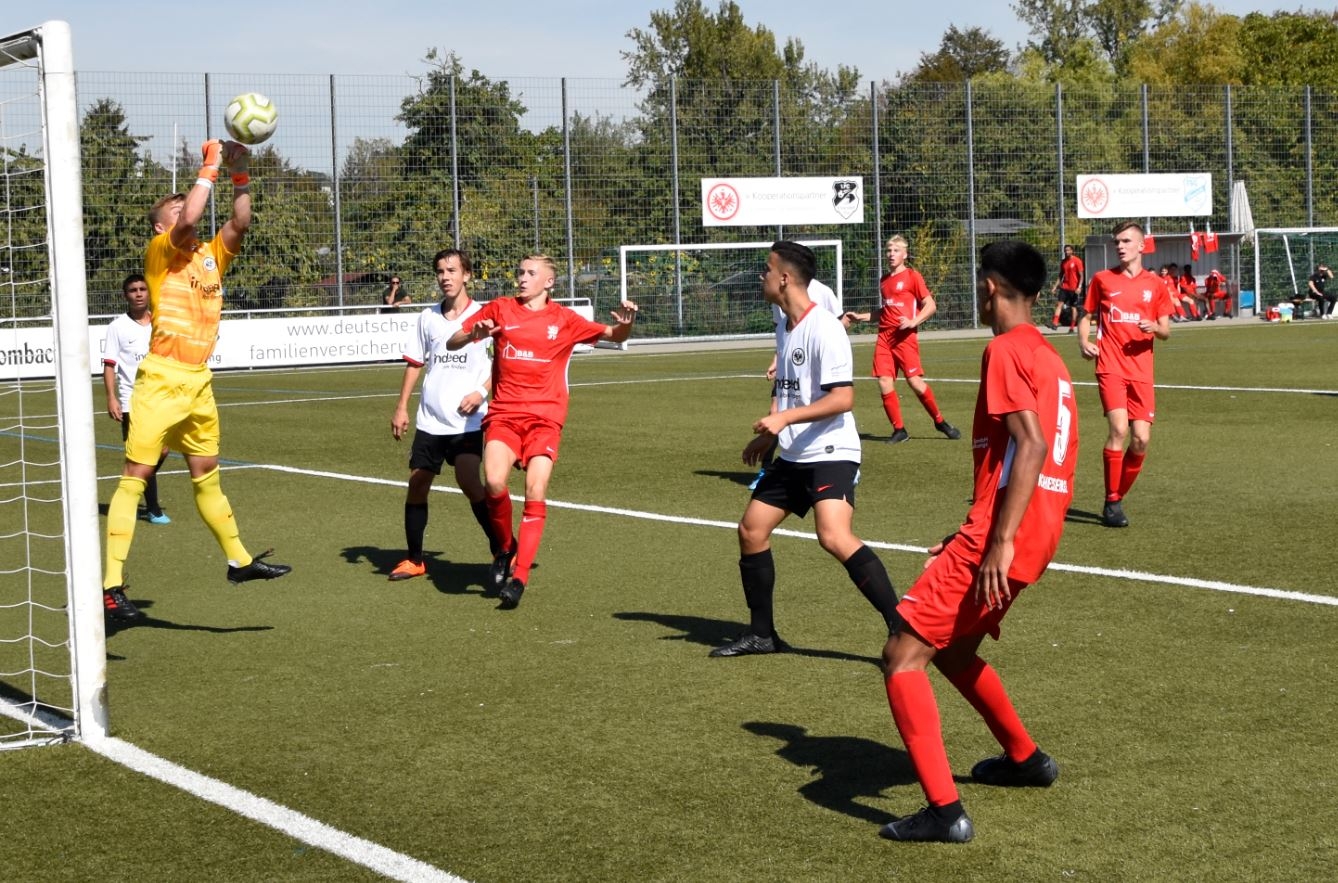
[711,242,902,657]
[752,276,843,489]
[102,274,170,524]
[388,249,498,582]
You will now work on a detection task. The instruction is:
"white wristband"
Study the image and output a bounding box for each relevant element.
[195,177,214,190]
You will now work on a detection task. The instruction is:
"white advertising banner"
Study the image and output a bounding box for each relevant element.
[0,300,595,381]
[1076,173,1212,218]
[701,176,864,226]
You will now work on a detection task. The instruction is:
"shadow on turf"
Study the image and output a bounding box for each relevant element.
[339,545,514,596]
[612,611,881,667]
[1064,507,1108,526]
[103,599,274,640]
[693,469,755,487]
[743,721,916,825]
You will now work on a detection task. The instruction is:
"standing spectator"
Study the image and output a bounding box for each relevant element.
[102,273,170,525]
[842,235,960,444]
[878,240,1077,843]
[101,140,291,625]
[1204,269,1232,320]
[388,249,498,581]
[1048,243,1084,332]
[712,242,901,658]
[382,275,412,312]
[1078,221,1174,529]
[1308,264,1335,318]
[448,254,638,610]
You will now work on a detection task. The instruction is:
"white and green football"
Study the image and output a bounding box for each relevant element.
[223,92,278,145]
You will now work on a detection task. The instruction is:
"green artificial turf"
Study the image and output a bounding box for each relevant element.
[2,318,1336,881]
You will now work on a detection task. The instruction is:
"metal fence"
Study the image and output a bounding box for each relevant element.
[4,68,1337,333]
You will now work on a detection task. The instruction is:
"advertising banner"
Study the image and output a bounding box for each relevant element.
[701,176,864,227]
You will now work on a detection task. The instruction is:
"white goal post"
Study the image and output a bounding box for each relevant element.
[0,20,108,747]
[1251,227,1338,315]
[618,239,843,343]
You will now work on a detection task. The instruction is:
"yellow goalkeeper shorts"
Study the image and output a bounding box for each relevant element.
[125,353,220,464]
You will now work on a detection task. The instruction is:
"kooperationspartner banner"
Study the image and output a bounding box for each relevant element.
[1076,173,1212,218]
[701,177,864,227]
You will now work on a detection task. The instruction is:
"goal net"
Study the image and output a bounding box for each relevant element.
[617,240,843,342]
[1251,227,1338,315]
[0,21,107,748]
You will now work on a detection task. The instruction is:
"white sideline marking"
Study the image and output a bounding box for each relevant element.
[256,464,1338,608]
[85,736,468,883]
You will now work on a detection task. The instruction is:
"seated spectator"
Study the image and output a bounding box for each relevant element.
[1177,264,1205,321]
[1204,269,1232,320]
[1308,264,1335,319]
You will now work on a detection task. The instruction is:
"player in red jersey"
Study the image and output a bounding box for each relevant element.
[1203,268,1232,319]
[1048,243,1084,332]
[1178,264,1207,321]
[1078,221,1173,528]
[448,254,638,609]
[842,235,960,444]
[877,240,1077,844]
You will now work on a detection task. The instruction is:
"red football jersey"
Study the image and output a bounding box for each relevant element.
[877,268,932,336]
[461,297,608,426]
[954,325,1078,584]
[1083,268,1173,383]
[1059,255,1084,291]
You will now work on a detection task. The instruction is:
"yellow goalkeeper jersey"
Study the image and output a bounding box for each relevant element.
[144,230,235,366]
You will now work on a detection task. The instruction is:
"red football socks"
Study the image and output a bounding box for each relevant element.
[512,500,547,583]
[486,491,514,553]
[945,656,1036,763]
[880,389,903,432]
[915,386,942,423]
[887,670,958,807]
[1103,448,1123,501]
[1117,452,1146,499]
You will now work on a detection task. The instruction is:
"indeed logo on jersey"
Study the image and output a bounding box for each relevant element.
[431,352,470,366]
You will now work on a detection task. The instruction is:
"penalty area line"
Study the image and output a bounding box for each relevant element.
[84,736,468,883]
[254,463,1338,608]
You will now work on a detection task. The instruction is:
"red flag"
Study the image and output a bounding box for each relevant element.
[1142,234,1156,254]
[1190,231,1201,260]
[1205,230,1219,253]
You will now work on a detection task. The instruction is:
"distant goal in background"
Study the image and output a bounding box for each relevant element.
[618,240,843,342]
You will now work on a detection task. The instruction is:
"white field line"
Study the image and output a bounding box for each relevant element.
[84,737,466,883]
[257,463,1338,608]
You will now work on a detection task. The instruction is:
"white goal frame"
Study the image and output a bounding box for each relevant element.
[1251,227,1338,313]
[0,20,107,746]
[618,239,843,343]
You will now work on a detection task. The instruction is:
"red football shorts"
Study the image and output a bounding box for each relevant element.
[895,541,1029,649]
[872,333,923,379]
[483,412,563,467]
[1097,374,1156,423]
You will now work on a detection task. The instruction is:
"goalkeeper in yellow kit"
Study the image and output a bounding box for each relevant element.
[102,139,291,624]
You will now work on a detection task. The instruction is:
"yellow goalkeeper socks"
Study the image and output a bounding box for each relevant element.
[103,476,145,589]
[192,467,251,567]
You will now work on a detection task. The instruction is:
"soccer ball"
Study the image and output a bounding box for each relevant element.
[223,93,278,145]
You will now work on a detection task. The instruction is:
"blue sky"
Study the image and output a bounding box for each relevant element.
[33,1,1317,82]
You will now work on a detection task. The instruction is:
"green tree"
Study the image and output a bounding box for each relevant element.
[906,25,1011,83]
[79,98,168,311]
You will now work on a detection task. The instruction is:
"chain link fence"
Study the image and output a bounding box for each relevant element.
[4,68,1337,333]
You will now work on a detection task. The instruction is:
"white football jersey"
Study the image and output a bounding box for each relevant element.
[773,304,860,464]
[403,299,492,436]
[773,278,840,344]
[102,313,152,411]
